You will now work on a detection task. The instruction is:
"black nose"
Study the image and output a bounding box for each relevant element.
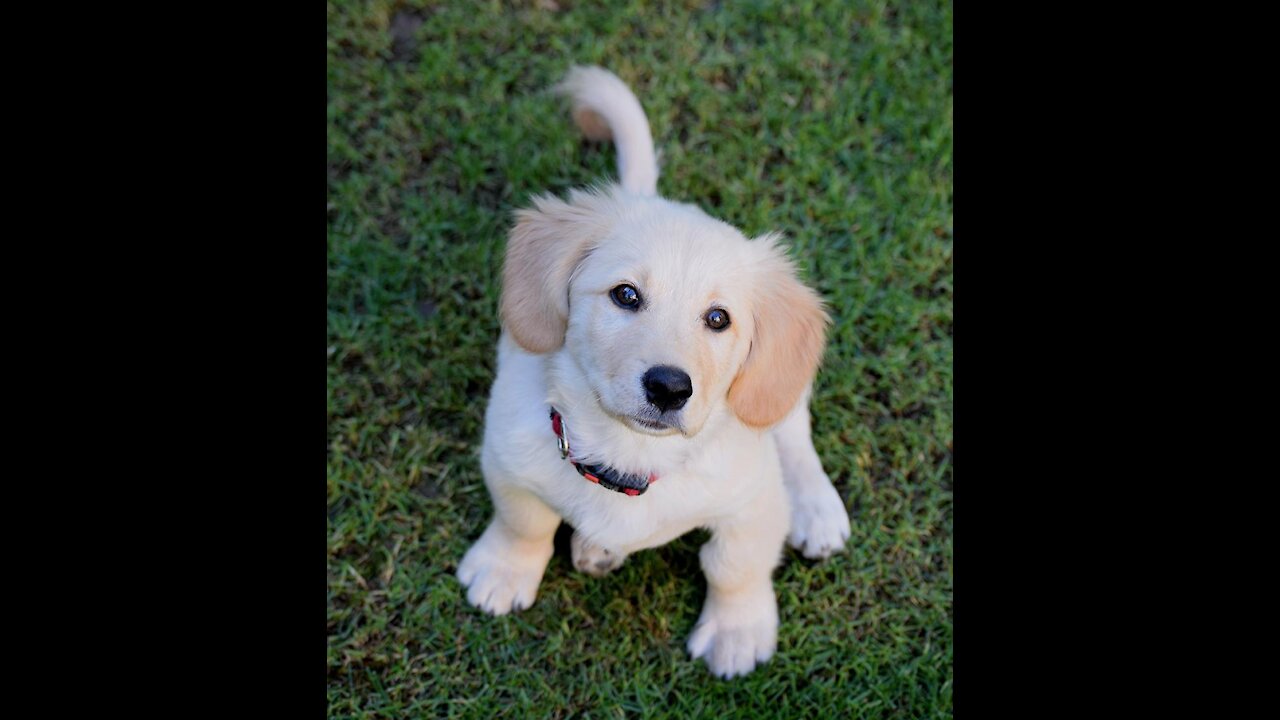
[642,365,693,412]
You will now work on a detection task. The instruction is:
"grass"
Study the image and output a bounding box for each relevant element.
[327,1,952,717]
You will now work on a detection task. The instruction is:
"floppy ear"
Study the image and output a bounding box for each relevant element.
[728,236,830,428]
[500,190,614,354]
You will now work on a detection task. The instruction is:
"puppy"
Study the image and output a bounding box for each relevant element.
[458,66,851,678]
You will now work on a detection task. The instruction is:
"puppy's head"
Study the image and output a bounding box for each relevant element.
[502,187,827,435]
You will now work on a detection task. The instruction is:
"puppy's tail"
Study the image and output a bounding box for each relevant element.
[555,66,659,196]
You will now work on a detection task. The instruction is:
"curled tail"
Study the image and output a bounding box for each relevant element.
[555,66,659,196]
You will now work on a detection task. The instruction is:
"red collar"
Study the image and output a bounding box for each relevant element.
[549,408,656,497]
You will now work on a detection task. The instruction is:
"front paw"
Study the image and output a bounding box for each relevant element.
[686,588,779,679]
[456,526,551,615]
[787,478,851,559]
[570,530,627,577]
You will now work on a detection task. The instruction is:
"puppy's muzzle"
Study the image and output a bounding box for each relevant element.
[642,365,692,412]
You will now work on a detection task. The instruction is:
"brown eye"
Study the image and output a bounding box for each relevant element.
[610,284,641,309]
[705,308,730,331]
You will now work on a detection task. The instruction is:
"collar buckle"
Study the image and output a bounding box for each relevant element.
[550,409,570,459]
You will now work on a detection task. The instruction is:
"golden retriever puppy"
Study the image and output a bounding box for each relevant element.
[458,66,851,678]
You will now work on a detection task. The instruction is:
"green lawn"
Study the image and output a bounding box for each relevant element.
[327,1,952,717]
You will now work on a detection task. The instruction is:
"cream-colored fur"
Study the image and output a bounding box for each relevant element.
[457,66,851,679]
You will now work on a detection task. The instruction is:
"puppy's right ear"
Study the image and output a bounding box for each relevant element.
[500,190,613,354]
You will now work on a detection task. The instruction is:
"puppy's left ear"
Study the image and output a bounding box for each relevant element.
[728,235,830,428]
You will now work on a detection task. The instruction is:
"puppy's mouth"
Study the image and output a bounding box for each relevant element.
[592,392,687,435]
[622,413,684,436]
